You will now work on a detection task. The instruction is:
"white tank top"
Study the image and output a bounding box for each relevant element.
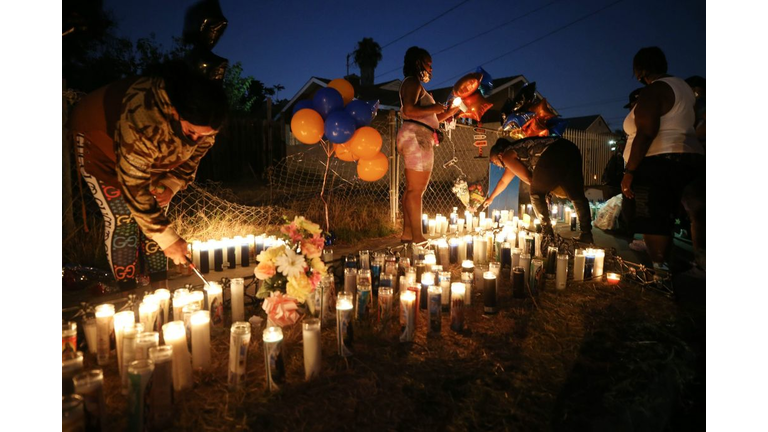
[399,76,439,130]
[623,76,704,162]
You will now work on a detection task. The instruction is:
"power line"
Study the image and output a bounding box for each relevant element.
[379,0,472,50]
[375,0,565,80]
[434,0,628,87]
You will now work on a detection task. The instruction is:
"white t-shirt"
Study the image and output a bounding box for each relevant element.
[623,76,704,163]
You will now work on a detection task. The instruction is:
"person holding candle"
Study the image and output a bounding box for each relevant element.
[482,137,594,243]
[397,46,462,244]
[69,59,229,291]
[621,47,705,274]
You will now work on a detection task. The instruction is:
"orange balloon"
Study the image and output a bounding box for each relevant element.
[357,152,389,182]
[347,126,382,159]
[291,108,324,144]
[458,91,493,123]
[328,78,355,105]
[333,143,358,162]
[453,72,482,98]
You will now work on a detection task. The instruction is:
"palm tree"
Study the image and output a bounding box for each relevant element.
[353,37,382,86]
[271,84,285,101]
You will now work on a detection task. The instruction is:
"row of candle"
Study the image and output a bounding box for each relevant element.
[188,234,286,273]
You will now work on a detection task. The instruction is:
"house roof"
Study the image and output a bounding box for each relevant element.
[561,115,606,131]
[277,74,547,124]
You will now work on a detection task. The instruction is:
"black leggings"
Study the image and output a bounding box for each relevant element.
[529,139,592,232]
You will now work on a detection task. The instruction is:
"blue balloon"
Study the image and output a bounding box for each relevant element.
[502,112,535,131]
[345,99,374,127]
[547,117,568,136]
[292,99,314,115]
[313,87,344,120]
[324,110,357,143]
[476,66,494,97]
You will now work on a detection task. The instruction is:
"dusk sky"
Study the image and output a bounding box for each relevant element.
[103,0,706,131]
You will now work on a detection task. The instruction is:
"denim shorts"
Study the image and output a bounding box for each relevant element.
[397,122,434,172]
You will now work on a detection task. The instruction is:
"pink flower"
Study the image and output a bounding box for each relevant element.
[254,262,276,280]
[309,233,325,250]
[309,270,323,289]
[280,223,303,244]
[261,292,300,327]
[301,240,322,259]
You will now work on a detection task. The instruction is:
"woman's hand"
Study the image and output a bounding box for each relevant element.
[621,173,635,199]
[481,197,493,210]
[163,238,190,266]
[151,183,174,207]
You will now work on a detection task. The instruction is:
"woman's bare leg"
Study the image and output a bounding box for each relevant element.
[403,168,432,243]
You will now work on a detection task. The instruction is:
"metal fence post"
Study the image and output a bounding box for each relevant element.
[388,110,399,226]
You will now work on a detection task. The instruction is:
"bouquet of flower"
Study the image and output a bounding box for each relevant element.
[452,178,470,208]
[254,216,328,325]
[467,182,485,213]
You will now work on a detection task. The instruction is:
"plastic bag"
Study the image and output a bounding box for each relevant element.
[594,194,623,230]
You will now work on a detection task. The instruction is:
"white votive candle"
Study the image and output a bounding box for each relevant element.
[162,321,192,392]
[95,304,115,366]
[191,310,211,370]
[303,318,321,381]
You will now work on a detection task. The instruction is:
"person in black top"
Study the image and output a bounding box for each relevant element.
[483,137,594,243]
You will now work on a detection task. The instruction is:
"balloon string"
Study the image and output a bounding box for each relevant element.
[319,140,332,234]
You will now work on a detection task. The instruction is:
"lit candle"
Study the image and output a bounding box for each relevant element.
[450,283,466,332]
[200,240,212,273]
[420,271,435,310]
[192,240,202,269]
[95,303,115,366]
[262,326,284,392]
[223,237,236,269]
[483,271,497,314]
[238,236,250,267]
[254,234,264,258]
[230,277,245,323]
[161,321,192,392]
[573,249,585,281]
[428,286,442,334]
[501,242,512,269]
[172,289,190,321]
[457,218,465,234]
[534,232,542,257]
[606,273,621,285]
[303,318,321,381]
[423,253,436,273]
[428,219,436,235]
[205,282,224,328]
[212,240,224,272]
[438,239,449,266]
[191,310,211,370]
[556,254,568,290]
[399,290,417,342]
[461,260,474,305]
[570,213,577,231]
[113,311,135,377]
[450,208,458,225]
[594,249,605,278]
[189,290,204,310]
[120,323,143,394]
[83,317,97,355]
[474,235,486,264]
[336,293,354,357]
[437,271,451,310]
[545,246,559,279]
[422,213,429,234]
[489,261,502,299]
[229,321,252,390]
[449,238,459,264]
[139,300,159,333]
[153,289,170,331]
[584,251,595,279]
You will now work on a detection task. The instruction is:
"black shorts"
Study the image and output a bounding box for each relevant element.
[622,153,705,236]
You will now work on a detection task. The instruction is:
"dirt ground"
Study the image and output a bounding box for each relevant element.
[65,229,705,431]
